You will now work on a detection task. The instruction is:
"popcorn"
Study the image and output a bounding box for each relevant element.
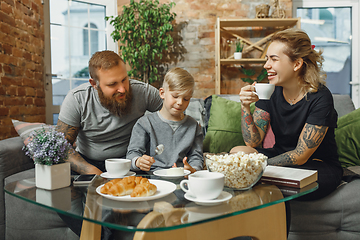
[205,152,267,189]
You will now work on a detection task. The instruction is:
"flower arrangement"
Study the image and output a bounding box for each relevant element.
[23,126,72,166]
[235,38,244,53]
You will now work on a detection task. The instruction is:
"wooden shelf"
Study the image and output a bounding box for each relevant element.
[218,18,300,28]
[215,17,301,94]
[221,59,267,65]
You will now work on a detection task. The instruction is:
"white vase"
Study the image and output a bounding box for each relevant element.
[234,52,242,59]
[35,162,71,190]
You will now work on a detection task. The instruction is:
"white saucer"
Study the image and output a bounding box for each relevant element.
[184,191,233,206]
[153,169,191,179]
[100,171,136,179]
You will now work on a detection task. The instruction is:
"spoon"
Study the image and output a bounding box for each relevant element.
[153,144,164,157]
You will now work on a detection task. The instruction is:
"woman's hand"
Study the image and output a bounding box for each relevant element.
[239,82,259,106]
[135,155,155,171]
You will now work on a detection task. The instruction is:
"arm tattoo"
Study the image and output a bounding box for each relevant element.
[268,124,328,166]
[56,119,79,145]
[302,124,327,149]
[56,119,97,174]
[268,152,297,166]
[253,109,270,133]
[241,107,269,146]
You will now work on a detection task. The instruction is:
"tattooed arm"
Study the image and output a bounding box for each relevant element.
[242,107,270,148]
[268,123,328,166]
[56,119,103,175]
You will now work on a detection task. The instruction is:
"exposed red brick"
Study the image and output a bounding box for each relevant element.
[0,105,10,115]
[9,106,20,115]
[0,11,15,26]
[1,2,14,15]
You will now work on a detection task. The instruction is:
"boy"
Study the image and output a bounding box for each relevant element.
[126,67,204,172]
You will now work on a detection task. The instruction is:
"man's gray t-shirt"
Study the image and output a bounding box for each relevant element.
[58,80,162,161]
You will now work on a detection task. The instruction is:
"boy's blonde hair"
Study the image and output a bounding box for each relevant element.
[163,68,194,95]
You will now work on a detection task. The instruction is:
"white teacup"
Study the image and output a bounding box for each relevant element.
[254,83,275,100]
[180,171,224,200]
[105,158,131,176]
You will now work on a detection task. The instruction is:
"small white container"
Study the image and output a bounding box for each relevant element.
[35,162,71,190]
[234,52,242,59]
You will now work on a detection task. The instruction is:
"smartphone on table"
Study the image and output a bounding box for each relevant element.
[73,174,96,186]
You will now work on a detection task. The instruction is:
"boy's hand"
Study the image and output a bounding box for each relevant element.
[182,157,196,173]
[135,155,155,171]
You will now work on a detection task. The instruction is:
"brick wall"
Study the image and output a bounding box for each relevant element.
[117,0,292,98]
[0,0,292,140]
[0,0,45,140]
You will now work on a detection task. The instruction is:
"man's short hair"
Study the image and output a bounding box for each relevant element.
[89,50,125,84]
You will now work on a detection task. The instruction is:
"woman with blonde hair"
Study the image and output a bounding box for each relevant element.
[231,28,343,201]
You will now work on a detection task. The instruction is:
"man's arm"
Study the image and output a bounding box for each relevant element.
[268,123,328,166]
[56,119,102,175]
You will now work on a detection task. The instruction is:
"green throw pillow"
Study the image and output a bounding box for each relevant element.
[335,108,360,167]
[203,95,255,153]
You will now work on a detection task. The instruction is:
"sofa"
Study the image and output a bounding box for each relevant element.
[185,93,360,240]
[0,94,359,240]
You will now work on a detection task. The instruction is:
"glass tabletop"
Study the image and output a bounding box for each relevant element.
[4,174,318,233]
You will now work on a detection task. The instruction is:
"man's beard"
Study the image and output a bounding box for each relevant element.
[97,86,132,117]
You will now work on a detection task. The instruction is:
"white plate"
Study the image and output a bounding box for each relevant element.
[96,179,177,202]
[153,169,191,179]
[100,171,136,179]
[97,193,177,211]
[184,191,233,206]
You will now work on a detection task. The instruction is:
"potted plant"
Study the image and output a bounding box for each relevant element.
[106,0,176,84]
[234,38,244,59]
[23,126,72,190]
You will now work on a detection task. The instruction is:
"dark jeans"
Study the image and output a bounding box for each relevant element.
[256,147,344,237]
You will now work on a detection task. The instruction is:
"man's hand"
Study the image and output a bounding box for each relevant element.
[135,155,155,171]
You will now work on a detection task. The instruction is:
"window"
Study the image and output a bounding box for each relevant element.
[293,0,360,108]
[44,0,117,124]
[83,23,99,56]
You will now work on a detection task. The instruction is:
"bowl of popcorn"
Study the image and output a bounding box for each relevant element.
[205,152,267,190]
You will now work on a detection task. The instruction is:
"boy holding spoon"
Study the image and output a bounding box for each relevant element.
[127,67,203,173]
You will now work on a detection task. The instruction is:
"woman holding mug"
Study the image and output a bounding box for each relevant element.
[231,28,343,201]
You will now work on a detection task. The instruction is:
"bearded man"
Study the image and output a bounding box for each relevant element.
[57,50,162,175]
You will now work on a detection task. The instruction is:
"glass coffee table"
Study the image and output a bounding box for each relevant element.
[4,174,317,240]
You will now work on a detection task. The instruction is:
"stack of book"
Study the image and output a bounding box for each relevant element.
[260,165,318,188]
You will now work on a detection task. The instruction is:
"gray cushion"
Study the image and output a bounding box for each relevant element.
[0,137,34,238]
[333,94,355,118]
[5,169,79,240]
[289,179,360,240]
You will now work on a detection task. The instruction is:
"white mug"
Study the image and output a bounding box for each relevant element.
[180,171,224,200]
[105,158,131,176]
[254,83,275,100]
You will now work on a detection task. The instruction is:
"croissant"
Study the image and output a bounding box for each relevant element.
[100,178,122,194]
[100,176,156,197]
[130,182,157,197]
[107,179,136,196]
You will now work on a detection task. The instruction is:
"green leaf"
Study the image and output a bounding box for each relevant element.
[106,0,176,83]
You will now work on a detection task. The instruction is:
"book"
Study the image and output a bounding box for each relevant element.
[276,182,318,196]
[260,166,318,188]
